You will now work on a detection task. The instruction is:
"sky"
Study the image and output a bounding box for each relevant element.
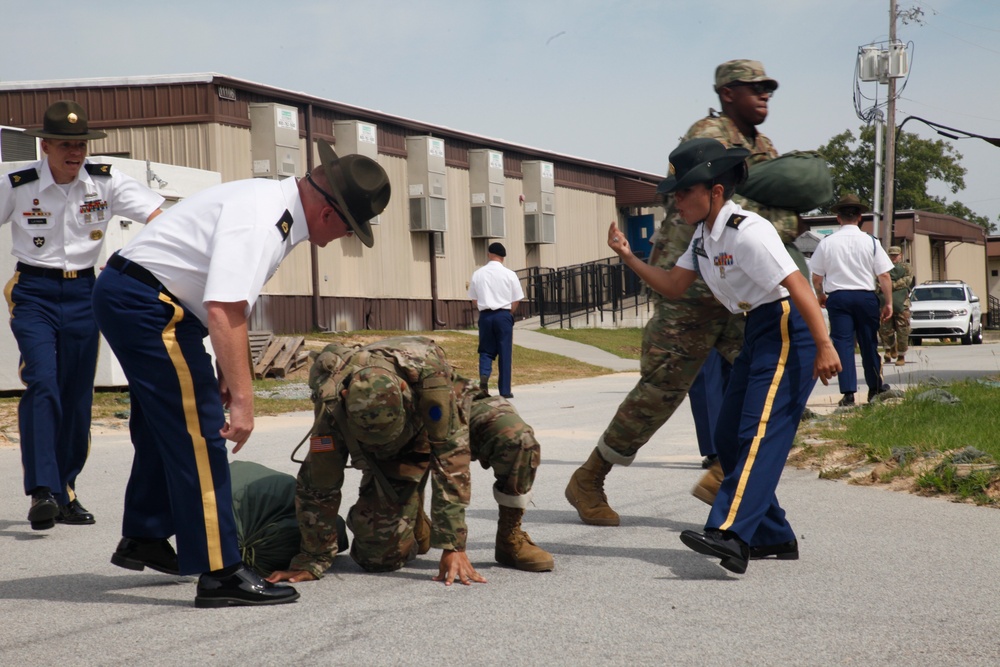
[3,0,1000,222]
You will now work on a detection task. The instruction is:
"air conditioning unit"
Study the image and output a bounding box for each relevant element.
[0,126,40,162]
[522,160,555,244]
[249,103,301,178]
[469,149,505,238]
[334,119,380,225]
[407,136,447,232]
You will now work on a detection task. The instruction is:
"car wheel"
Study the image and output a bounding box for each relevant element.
[973,321,984,345]
[961,319,973,345]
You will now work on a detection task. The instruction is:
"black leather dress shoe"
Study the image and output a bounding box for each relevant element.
[837,393,855,407]
[28,488,59,531]
[195,564,300,608]
[868,384,891,403]
[680,529,749,574]
[111,537,181,575]
[55,499,96,525]
[749,539,799,560]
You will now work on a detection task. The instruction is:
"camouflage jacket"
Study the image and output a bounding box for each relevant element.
[297,336,475,575]
[651,113,798,303]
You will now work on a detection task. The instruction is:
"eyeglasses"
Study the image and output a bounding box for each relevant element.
[725,81,776,97]
[305,172,348,221]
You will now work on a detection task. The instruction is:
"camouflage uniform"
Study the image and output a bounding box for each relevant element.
[290,336,544,578]
[596,112,799,465]
[879,258,913,358]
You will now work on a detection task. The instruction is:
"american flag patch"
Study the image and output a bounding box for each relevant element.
[310,435,335,453]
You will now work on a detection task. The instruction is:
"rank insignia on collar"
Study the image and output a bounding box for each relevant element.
[738,301,752,311]
[275,209,293,240]
[33,237,45,248]
[726,214,746,229]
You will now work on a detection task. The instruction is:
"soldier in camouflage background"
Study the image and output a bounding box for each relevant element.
[879,246,913,366]
[267,336,552,587]
[567,59,804,525]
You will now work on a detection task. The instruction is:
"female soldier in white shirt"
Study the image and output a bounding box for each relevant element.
[607,138,840,574]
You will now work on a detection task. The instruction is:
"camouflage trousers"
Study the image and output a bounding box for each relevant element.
[879,309,911,356]
[316,397,540,573]
[597,285,744,465]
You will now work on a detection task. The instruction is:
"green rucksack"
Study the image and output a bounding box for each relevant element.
[737,151,834,213]
[230,460,347,576]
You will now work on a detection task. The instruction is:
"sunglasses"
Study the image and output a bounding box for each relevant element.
[305,172,349,221]
[725,81,776,97]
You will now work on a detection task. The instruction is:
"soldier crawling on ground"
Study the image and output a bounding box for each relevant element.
[267,336,553,586]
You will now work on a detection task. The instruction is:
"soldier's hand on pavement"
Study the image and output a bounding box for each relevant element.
[432,550,487,586]
[266,569,317,583]
[607,221,630,257]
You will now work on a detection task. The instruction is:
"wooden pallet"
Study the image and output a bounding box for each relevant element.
[252,333,307,379]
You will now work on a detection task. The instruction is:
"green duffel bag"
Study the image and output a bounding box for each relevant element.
[230,460,347,576]
[737,150,834,213]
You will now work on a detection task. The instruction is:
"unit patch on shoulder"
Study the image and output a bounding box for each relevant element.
[85,164,112,177]
[275,209,293,241]
[726,213,747,229]
[8,168,39,188]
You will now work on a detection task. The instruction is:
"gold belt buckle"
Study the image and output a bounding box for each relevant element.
[62,270,78,279]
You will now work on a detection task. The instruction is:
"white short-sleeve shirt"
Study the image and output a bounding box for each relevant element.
[119,176,309,327]
[808,224,894,293]
[468,260,524,311]
[0,157,164,270]
[676,201,798,314]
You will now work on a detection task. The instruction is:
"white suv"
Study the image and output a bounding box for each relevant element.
[908,280,983,346]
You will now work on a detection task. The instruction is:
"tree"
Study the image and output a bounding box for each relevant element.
[817,125,995,232]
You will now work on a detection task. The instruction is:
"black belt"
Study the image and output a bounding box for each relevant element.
[16,262,94,280]
[107,253,178,301]
[482,308,510,312]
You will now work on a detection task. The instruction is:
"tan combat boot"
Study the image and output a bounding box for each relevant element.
[692,459,724,505]
[895,355,905,366]
[495,506,554,572]
[565,448,620,526]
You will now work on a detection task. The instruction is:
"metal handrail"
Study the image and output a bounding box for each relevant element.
[514,255,650,328]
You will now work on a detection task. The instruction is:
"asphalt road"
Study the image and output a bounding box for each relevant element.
[1,341,999,666]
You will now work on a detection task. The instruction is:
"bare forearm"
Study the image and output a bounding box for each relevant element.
[207,301,252,402]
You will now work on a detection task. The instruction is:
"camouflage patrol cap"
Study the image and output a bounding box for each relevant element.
[345,366,407,448]
[887,246,902,255]
[715,60,778,92]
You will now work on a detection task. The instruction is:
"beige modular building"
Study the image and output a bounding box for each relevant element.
[0,74,664,334]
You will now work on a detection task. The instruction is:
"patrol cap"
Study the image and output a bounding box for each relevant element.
[316,139,391,249]
[308,342,358,400]
[657,138,749,195]
[24,100,107,141]
[830,193,870,215]
[487,242,507,257]
[345,366,407,448]
[714,60,778,92]
[887,245,902,255]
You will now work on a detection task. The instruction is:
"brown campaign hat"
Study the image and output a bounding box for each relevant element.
[316,139,391,248]
[24,100,107,141]
[830,193,870,215]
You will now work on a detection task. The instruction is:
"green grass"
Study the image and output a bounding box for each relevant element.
[535,327,643,360]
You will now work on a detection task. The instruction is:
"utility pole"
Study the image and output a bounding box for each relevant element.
[881,0,898,249]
